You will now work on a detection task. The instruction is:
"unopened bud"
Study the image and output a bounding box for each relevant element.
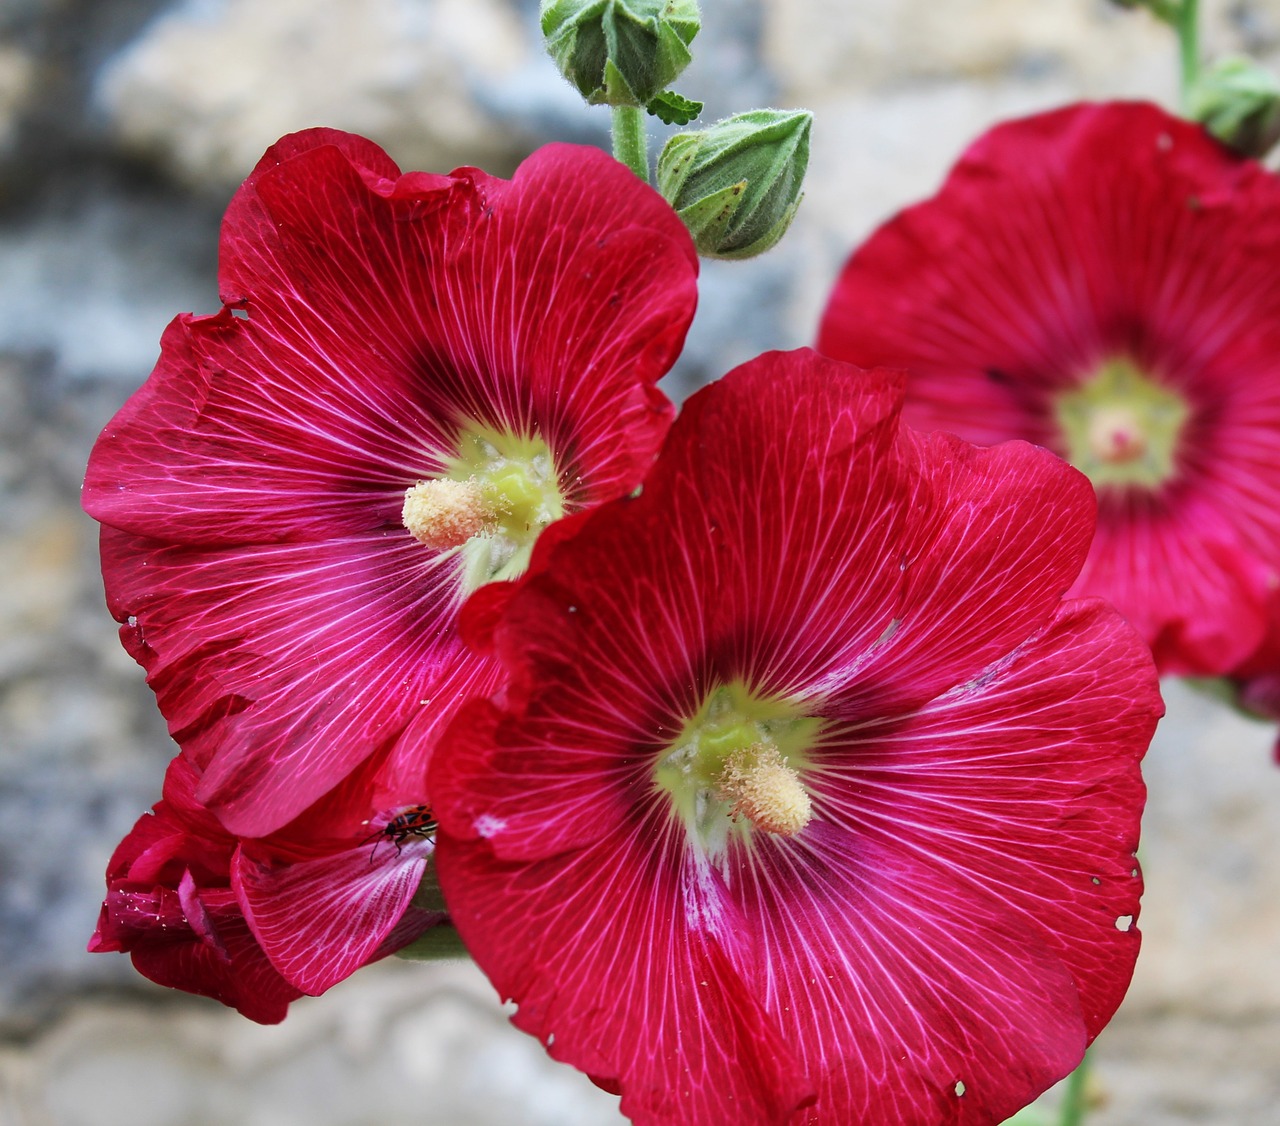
[1189,56,1280,159]
[540,0,701,109]
[657,109,811,260]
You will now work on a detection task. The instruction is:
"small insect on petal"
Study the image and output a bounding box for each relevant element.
[365,803,438,861]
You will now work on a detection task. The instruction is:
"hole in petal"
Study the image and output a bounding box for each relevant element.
[954,1081,966,1097]
[1115,915,1134,932]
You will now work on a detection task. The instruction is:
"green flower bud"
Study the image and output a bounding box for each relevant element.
[657,109,812,261]
[540,0,701,109]
[1189,56,1280,159]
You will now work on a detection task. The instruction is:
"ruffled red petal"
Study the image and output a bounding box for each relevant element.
[89,758,302,1023]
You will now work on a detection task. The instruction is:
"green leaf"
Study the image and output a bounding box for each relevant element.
[647,90,703,125]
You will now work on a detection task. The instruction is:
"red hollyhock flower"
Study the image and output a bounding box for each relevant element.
[430,350,1161,1125]
[83,129,698,838]
[90,756,300,1023]
[818,101,1280,677]
[91,751,445,1023]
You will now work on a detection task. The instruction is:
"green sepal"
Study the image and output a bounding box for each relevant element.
[673,180,747,246]
[601,57,635,105]
[712,192,803,262]
[647,90,703,126]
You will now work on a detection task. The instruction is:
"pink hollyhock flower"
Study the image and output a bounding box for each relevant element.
[83,129,698,839]
[430,349,1162,1125]
[91,751,445,1023]
[817,101,1280,677]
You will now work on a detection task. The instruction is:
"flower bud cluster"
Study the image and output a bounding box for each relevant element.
[540,0,700,109]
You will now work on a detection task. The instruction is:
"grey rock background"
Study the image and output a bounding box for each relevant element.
[1,1,1279,1123]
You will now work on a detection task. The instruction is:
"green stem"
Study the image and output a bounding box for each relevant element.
[1058,1050,1090,1126]
[1174,0,1201,110]
[611,104,650,181]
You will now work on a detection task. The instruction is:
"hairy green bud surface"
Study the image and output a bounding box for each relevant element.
[541,0,701,109]
[657,108,812,260]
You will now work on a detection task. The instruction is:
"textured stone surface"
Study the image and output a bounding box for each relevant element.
[95,0,550,190]
[766,0,1280,95]
[0,43,35,154]
[0,963,626,1126]
[2,0,1280,1123]
[765,0,1167,93]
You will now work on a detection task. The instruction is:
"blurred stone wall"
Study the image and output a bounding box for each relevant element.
[2,1,1280,1123]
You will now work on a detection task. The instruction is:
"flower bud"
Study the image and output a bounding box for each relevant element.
[540,0,701,109]
[657,109,811,260]
[1189,56,1280,159]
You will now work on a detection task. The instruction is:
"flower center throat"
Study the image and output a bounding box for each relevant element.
[402,424,566,592]
[655,682,820,855]
[1055,358,1189,489]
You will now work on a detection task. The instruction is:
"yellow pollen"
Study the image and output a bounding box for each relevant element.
[401,478,495,550]
[1087,406,1148,465]
[716,743,812,837]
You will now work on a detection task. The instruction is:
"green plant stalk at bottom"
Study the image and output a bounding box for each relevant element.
[1058,1049,1090,1126]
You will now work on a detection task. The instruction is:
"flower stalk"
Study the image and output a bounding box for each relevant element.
[1175,0,1201,110]
[611,103,650,180]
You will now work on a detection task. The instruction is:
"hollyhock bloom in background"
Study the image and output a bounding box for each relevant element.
[431,350,1161,1125]
[818,101,1280,677]
[83,129,698,842]
[91,748,445,1023]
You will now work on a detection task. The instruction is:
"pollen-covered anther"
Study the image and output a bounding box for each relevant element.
[1087,406,1148,465]
[401,478,498,551]
[715,742,812,837]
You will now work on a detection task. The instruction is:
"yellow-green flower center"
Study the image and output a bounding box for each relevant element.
[402,424,565,593]
[654,682,821,855]
[1054,358,1190,489]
